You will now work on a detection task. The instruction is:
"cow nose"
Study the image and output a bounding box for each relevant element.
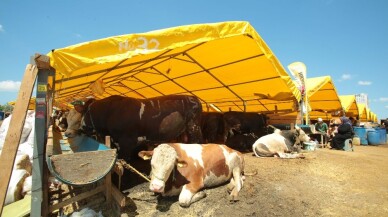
[150,183,164,193]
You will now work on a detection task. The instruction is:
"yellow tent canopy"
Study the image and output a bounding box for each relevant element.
[47,21,300,113]
[339,95,359,118]
[306,76,342,118]
[268,75,343,124]
[366,108,371,122]
[357,103,368,122]
[370,112,377,123]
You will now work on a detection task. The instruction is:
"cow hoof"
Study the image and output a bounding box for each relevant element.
[229,195,239,202]
[179,202,191,208]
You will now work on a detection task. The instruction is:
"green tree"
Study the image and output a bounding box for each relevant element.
[1,104,13,113]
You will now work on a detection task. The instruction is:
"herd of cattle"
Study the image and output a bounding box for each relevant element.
[55,94,311,207]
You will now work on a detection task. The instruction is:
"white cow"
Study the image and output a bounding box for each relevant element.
[252,126,310,158]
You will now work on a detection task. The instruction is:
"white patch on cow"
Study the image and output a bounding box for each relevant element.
[139,102,145,120]
[178,185,194,206]
[179,144,204,168]
[204,170,229,187]
[137,136,146,142]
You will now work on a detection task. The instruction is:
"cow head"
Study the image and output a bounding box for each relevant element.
[63,109,83,138]
[78,99,98,136]
[293,126,311,152]
[138,144,183,193]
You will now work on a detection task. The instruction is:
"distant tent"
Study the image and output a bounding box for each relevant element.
[339,95,359,118]
[357,103,368,122]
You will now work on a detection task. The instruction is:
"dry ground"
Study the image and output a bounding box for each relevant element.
[58,144,388,217]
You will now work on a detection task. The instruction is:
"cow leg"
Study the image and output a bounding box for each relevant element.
[229,167,243,202]
[276,152,305,159]
[227,177,235,193]
[178,185,206,207]
[116,136,138,162]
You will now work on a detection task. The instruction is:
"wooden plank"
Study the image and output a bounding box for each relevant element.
[48,185,105,212]
[105,172,112,208]
[0,64,38,216]
[2,195,31,217]
[111,185,128,208]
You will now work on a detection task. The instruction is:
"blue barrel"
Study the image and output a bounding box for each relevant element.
[354,127,368,145]
[367,130,380,145]
[378,128,387,145]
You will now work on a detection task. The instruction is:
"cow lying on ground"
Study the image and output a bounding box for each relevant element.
[65,95,203,161]
[138,143,245,207]
[252,126,310,158]
[225,133,258,152]
[201,112,267,151]
[223,111,267,141]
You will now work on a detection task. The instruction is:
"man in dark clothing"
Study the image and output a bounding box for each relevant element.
[331,116,354,150]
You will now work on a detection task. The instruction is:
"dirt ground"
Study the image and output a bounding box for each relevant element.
[57,144,388,217]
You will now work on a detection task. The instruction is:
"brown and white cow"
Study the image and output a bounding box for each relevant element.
[138,143,245,207]
[252,126,310,158]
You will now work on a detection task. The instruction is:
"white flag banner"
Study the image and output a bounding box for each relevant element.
[288,62,306,95]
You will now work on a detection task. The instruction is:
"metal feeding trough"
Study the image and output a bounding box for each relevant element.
[46,132,117,186]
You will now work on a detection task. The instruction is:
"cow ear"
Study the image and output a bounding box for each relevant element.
[138,150,153,160]
[177,161,188,168]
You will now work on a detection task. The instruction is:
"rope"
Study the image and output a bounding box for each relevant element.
[117,159,151,182]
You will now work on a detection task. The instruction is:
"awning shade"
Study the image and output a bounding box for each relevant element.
[339,95,359,118]
[358,103,368,121]
[306,76,342,115]
[268,76,343,123]
[47,21,300,113]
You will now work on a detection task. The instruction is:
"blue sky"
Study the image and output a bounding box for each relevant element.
[1,0,387,119]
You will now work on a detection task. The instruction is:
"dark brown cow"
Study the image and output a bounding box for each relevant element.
[201,112,225,143]
[65,95,203,161]
[223,111,268,141]
[138,143,245,207]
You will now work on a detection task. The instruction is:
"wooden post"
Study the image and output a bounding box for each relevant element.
[0,64,38,216]
[30,68,50,217]
[31,54,53,217]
